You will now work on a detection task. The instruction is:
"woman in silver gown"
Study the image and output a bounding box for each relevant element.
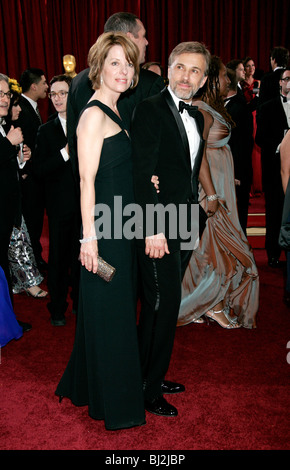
[7,78,47,299]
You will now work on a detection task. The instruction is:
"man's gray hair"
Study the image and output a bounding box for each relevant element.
[0,73,9,83]
[104,12,140,38]
[168,42,211,75]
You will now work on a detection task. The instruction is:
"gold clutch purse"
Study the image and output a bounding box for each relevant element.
[97,256,116,282]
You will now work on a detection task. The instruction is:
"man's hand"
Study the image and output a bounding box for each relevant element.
[145,233,170,258]
[6,125,23,146]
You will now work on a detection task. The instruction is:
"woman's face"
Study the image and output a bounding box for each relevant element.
[101,45,135,94]
[244,60,255,78]
[12,103,21,121]
[218,63,230,98]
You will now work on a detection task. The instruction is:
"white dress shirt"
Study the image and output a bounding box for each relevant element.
[58,114,69,161]
[168,86,200,169]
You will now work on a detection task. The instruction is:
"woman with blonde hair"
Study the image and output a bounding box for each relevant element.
[56,33,145,430]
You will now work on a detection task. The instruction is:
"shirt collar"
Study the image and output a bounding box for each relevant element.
[22,93,38,111]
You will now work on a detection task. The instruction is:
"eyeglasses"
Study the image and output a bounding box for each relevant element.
[281,77,290,82]
[48,91,68,99]
[0,90,13,99]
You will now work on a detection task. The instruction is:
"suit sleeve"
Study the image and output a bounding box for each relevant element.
[33,126,68,178]
[131,101,164,237]
[0,135,17,166]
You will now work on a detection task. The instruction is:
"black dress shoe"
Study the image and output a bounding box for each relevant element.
[161,380,185,394]
[145,395,178,417]
[50,317,66,326]
[18,320,32,332]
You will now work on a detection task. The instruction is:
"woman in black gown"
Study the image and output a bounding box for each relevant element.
[55,32,145,430]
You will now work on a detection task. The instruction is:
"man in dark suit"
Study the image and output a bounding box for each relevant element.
[0,73,31,331]
[225,68,254,235]
[131,42,218,417]
[256,67,290,267]
[66,12,165,186]
[14,68,49,272]
[258,46,289,108]
[33,75,79,326]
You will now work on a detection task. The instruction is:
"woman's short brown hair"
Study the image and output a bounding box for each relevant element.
[88,32,139,90]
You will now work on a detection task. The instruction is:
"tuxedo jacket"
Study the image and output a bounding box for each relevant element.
[0,134,21,230]
[33,116,78,220]
[225,93,254,184]
[66,67,165,185]
[256,95,289,187]
[258,68,284,109]
[256,96,289,154]
[13,95,42,178]
[131,88,206,252]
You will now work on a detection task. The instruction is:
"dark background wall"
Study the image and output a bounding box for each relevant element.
[1,0,289,117]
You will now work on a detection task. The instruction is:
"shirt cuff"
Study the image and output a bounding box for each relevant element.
[61,147,69,161]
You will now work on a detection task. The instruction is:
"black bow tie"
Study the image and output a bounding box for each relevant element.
[281,94,288,103]
[179,100,198,117]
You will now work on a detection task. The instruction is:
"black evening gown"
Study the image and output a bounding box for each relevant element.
[55,100,145,430]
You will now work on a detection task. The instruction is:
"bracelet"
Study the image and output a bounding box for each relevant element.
[79,236,97,244]
[206,194,218,201]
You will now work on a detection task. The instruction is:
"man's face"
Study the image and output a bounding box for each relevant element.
[168,52,208,102]
[128,19,148,65]
[219,63,231,98]
[235,63,245,81]
[50,81,69,114]
[280,70,290,97]
[34,75,49,99]
[0,80,11,118]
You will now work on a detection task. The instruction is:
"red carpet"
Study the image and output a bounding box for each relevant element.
[1,197,290,452]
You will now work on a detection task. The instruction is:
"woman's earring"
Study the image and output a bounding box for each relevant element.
[130,79,134,89]
[100,76,103,85]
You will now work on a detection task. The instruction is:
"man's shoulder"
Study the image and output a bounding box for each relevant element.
[70,68,91,95]
[259,94,281,111]
[18,96,33,112]
[136,68,165,94]
[134,87,167,111]
[37,116,64,142]
[139,67,164,84]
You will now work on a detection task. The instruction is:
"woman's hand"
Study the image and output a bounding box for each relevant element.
[80,239,99,273]
[151,174,160,193]
[206,199,219,217]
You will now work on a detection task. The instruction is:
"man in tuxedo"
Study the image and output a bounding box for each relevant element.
[66,12,165,187]
[131,42,218,417]
[15,68,49,271]
[0,73,31,332]
[256,67,290,267]
[258,46,289,108]
[33,75,79,326]
[225,68,254,235]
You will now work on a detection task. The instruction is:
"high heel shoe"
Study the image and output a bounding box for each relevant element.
[25,286,48,298]
[205,309,241,329]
